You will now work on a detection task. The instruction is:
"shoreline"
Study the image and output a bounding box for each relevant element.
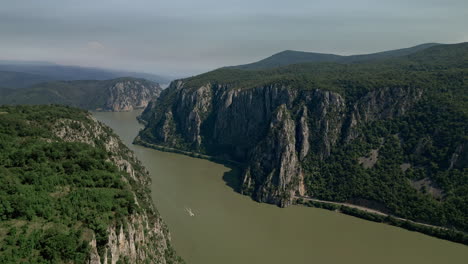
[133,136,468,246]
[133,136,243,168]
[295,196,468,245]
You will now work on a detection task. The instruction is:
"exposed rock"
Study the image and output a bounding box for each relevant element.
[175,84,213,149]
[52,114,181,264]
[345,86,423,142]
[449,142,468,170]
[138,80,423,207]
[358,149,379,169]
[297,105,310,161]
[410,178,444,199]
[242,105,303,206]
[0,78,162,112]
[105,80,162,112]
[400,163,411,172]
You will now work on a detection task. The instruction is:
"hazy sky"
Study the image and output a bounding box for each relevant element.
[1,0,467,76]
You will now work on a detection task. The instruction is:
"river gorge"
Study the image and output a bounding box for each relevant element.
[93,110,467,264]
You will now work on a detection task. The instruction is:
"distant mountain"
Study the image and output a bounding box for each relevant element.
[0,77,162,112]
[0,60,56,65]
[0,70,54,88]
[230,43,441,70]
[0,87,14,97]
[0,62,172,86]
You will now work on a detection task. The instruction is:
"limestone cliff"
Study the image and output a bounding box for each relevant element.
[103,79,162,112]
[53,114,182,263]
[138,78,425,207]
[0,77,162,112]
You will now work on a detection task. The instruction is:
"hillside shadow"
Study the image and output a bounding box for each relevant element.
[222,165,242,193]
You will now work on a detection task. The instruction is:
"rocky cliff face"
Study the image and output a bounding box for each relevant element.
[103,79,162,112]
[0,77,162,112]
[53,115,181,263]
[139,80,424,207]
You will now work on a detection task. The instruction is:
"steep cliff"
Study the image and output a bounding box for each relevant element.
[0,77,162,112]
[103,79,162,111]
[138,43,468,232]
[55,115,181,263]
[0,105,182,263]
[139,82,423,206]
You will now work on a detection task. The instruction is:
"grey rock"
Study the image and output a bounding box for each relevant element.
[104,80,162,112]
[139,80,422,207]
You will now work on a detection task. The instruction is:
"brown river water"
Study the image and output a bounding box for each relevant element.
[93,110,467,264]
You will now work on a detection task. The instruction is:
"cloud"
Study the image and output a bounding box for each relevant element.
[0,0,467,76]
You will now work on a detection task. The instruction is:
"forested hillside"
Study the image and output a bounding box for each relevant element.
[0,71,53,89]
[0,105,182,263]
[0,77,162,112]
[229,43,440,70]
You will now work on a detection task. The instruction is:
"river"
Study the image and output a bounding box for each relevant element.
[93,110,467,264]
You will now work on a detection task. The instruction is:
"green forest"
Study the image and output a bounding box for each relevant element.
[303,97,468,232]
[0,105,137,263]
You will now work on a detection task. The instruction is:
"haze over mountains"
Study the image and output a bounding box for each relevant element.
[0,61,171,112]
[0,61,173,88]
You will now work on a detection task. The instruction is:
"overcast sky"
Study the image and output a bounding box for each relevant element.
[1,0,467,76]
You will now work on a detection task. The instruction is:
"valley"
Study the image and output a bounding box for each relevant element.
[3,1,467,263]
[94,110,468,264]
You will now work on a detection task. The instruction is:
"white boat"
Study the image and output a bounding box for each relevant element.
[185,207,195,216]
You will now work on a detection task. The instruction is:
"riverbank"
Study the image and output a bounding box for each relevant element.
[295,197,468,245]
[94,110,468,264]
[133,136,244,168]
[133,134,467,246]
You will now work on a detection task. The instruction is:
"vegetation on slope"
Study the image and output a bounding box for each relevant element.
[297,44,468,233]
[229,43,440,70]
[0,105,181,263]
[0,71,53,89]
[0,77,161,111]
[303,98,468,231]
[183,43,467,98]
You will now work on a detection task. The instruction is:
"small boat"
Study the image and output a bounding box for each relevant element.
[185,207,195,216]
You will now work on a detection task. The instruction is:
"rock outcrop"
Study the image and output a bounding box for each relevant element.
[53,113,181,264]
[104,79,162,112]
[138,79,423,207]
[242,104,304,207]
[0,77,162,112]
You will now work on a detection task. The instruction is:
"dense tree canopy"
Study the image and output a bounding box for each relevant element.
[0,105,136,263]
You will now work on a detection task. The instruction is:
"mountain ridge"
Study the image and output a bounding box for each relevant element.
[0,62,173,86]
[229,43,442,70]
